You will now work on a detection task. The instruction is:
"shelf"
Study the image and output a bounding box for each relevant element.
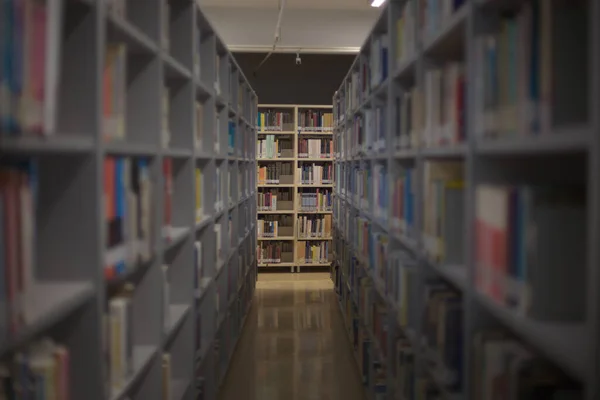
[110,345,158,400]
[0,282,94,356]
[333,1,599,396]
[475,127,591,155]
[2,2,257,399]
[474,292,588,381]
[0,135,94,154]
[163,304,191,346]
[257,236,295,241]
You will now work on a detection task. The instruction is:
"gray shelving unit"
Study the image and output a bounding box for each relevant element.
[0,0,257,399]
[332,0,599,399]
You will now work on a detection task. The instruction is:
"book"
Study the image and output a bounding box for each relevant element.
[108,284,134,390]
[103,43,127,142]
[0,0,63,135]
[228,120,235,155]
[162,353,171,400]
[159,158,172,240]
[195,102,203,149]
[395,0,416,67]
[195,167,203,221]
[194,241,203,297]
[475,184,586,321]
[162,264,170,331]
[162,86,170,147]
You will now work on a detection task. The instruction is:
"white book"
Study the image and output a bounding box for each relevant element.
[162,265,170,331]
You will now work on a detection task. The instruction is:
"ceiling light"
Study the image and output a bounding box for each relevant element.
[370,0,385,7]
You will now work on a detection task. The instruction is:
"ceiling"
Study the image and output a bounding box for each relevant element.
[199,0,374,10]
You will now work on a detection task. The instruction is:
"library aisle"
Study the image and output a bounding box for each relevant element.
[218,273,365,400]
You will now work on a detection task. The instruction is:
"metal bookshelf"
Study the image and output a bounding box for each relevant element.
[257,104,334,272]
[1,0,257,399]
[332,0,600,399]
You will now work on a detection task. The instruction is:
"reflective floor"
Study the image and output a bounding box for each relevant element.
[219,272,366,400]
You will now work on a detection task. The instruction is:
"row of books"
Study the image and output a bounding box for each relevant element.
[298,190,333,211]
[0,338,70,399]
[387,251,417,328]
[351,165,370,210]
[421,0,467,41]
[421,281,463,392]
[257,189,293,211]
[296,241,331,264]
[298,138,333,159]
[1,0,61,136]
[0,162,37,334]
[422,161,464,265]
[257,110,294,131]
[475,0,586,139]
[422,62,466,148]
[372,164,388,220]
[395,0,416,67]
[337,278,383,393]
[297,215,333,238]
[257,241,293,264]
[297,164,333,185]
[475,183,585,322]
[257,135,293,159]
[104,157,153,280]
[257,163,294,184]
[370,34,389,90]
[297,110,334,131]
[394,87,421,150]
[392,167,416,238]
[257,216,293,238]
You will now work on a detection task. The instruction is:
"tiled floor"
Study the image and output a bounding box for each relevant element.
[218,273,365,400]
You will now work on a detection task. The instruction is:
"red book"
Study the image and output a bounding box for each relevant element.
[163,158,173,234]
[104,157,116,279]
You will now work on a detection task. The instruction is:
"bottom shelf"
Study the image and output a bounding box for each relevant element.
[258,262,331,268]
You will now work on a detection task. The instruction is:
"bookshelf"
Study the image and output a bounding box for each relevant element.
[333,0,600,399]
[0,0,257,399]
[257,104,334,272]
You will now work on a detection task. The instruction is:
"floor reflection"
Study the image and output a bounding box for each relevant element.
[218,273,365,400]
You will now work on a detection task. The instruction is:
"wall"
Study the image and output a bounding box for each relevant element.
[233,52,354,105]
[203,7,377,53]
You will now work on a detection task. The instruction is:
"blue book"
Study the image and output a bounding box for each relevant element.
[0,195,5,339]
[115,158,126,274]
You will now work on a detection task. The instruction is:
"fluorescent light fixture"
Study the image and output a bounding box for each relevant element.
[371,0,385,7]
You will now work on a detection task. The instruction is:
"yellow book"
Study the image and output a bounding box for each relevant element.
[195,168,202,221]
